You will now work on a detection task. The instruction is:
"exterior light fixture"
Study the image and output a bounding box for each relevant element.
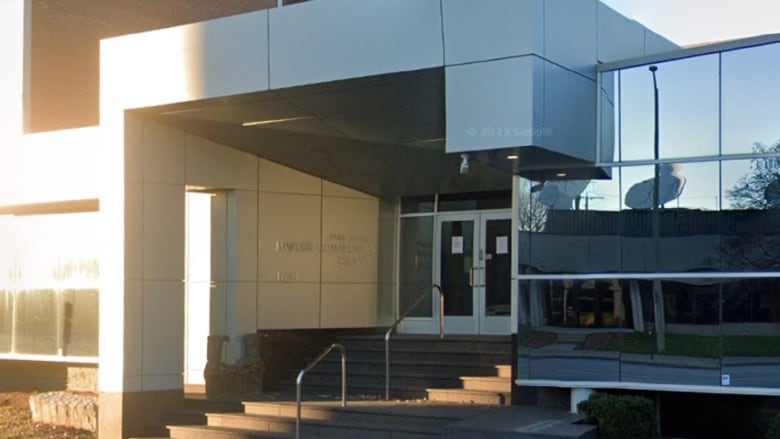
[556,172,567,177]
[507,154,519,160]
[241,116,313,127]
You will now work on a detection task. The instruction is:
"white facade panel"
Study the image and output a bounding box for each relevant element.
[142,183,185,281]
[228,191,259,283]
[143,121,186,185]
[544,0,598,78]
[445,56,540,153]
[269,0,444,89]
[141,281,185,377]
[441,0,543,65]
[542,61,597,161]
[597,3,646,63]
[124,280,143,377]
[186,136,259,192]
[101,11,269,110]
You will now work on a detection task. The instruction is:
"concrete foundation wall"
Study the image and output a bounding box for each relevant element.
[0,361,96,392]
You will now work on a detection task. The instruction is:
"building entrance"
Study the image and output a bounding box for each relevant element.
[436,212,511,334]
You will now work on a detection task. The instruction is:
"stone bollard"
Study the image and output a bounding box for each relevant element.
[29,391,98,432]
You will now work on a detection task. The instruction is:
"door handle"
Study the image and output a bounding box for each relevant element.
[470,267,486,288]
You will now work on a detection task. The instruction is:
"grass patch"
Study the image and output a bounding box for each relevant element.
[723,335,780,356]
[0,391,95,439]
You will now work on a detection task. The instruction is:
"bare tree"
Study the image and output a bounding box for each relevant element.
[517,181,548,232]
[727,141,780,209]
[719,140,780,270]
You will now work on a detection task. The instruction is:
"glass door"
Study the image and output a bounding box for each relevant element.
[480,212,512,334]
[438,214,479,333]
[436,212,512,334]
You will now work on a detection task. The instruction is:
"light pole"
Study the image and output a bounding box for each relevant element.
[649,65,665,353]
[650,65,660,211]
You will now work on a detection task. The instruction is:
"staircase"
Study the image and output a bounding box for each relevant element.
[140,334,597,438]
[164,399,596,439]
[297,334,512,403]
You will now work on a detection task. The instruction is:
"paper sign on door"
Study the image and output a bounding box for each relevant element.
[496,236,509,254]
[452,236,464,254]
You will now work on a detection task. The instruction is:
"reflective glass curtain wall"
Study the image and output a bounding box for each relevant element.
[517,40,780,389]
[0,213,99,358]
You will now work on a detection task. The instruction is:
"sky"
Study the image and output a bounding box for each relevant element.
[601,0,780,46]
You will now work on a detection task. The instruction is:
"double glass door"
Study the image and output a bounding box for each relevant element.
[437,212,511,334]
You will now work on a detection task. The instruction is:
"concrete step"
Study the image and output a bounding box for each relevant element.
[339,335,511,353]
[313,358,505,377]
[168,401,594,439]
[460,376,511,393]
[167,424,287,439]
[336,349,510,364]
[205,412,443,438]
[426,388,511,406]
[275,382,427,400]
[241,401,461,426]
[167,408,208,426]
[181,396,244,413]
[302,369,461,390]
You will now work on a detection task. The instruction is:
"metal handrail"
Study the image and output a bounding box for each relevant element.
[384,284,444,400]
[296,342,346,439]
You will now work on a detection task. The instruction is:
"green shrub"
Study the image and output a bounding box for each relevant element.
[767,412,780,439]
[577,392,656,439]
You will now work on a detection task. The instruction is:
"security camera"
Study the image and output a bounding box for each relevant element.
[459,154,469,175]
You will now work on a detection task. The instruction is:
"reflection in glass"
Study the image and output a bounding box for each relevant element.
[619,65,653,161]
[517,179,547,233]
[667,162,717,210]
[523,42,780,391]
[519,278,780,388]
[722,42,780,155]
[723,278,780,323]
[399,217,433,317]
[542,279,632,328]
[62,289,99,357]
[0,290,11,352]
[620,55,719,161]
[662,280,719,324]
[600,71,617,162]
[484,219,511,316]
[724,154,780,210]
[620,165,656,272]
[721,278,780,388]
[721,159,780,271]
[15,289,57,355]
[440,220,474,316]
[401,195,435,214]
[518,176,624,275]
[438,191,511,212]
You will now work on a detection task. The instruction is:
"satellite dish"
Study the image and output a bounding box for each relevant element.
[538,180,590,209]
[625,164,686,209]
